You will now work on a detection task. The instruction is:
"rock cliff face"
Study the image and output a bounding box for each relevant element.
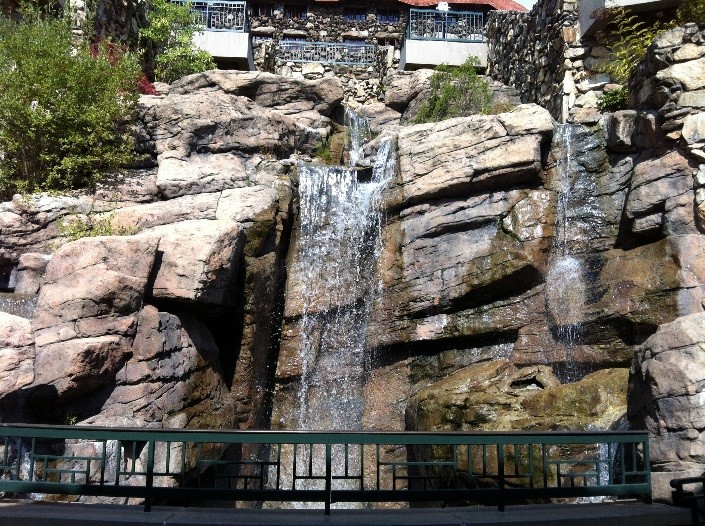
[0,59,702,503]
[0,72,345,434]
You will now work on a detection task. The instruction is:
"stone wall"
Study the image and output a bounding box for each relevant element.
[249,3,406,59]
[69,0,147,44]
[630,23,705,162]
[486,0,616,123]
[250,3,404,103]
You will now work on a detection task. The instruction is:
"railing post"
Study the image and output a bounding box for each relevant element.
[144,440,155,513]
[325,443,332,516]
[643,436,652,504]
[497,443,505,512]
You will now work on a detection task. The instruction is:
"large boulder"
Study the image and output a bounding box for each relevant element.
[87,305,234,428]
[384,69,434,113]
[138,220,245,308]
[367,105,554,353]
[170,70,343,118]
[386,104,553,209]
[139,90,325,199]
[624,150,697,237]
[407,360,628,432]
[29,236,159,408]
[629,312,705,502]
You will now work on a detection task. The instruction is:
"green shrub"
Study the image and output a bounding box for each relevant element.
[675,0,705,23]
[58,209,135,242]
[313,138,334,164]
[597,86,629,112]
[140,0,216,83]
[0,7,140,198]
[485,100,518,115]
[414,57,492,124]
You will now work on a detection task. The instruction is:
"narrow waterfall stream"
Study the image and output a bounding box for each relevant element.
[545,124,605,382]
[345,107,371,167]
[0,292,38,319]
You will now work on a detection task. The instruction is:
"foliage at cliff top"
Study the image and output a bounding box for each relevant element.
[675,0,705,23]
[414,57,492,124]
[140,0,216,83]
[0,6,141,199]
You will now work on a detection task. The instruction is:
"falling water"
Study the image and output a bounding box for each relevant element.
[0,292,38,319]
[294,137,396,430]
[345,106,372,167]
[545,124,590,382]
[269,125,395,509]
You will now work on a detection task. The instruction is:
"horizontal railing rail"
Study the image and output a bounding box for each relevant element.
[0,425,651,515]
[173,0,248,32]
[407,8,485,42]
[278,41,376,66]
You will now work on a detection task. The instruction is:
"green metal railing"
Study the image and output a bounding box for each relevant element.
[0,425,651,514]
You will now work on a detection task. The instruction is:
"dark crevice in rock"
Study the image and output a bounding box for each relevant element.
[29,383,116,425]
[388,171,546,216]
[510,376,545,390]
[613,319,660,347]
[247,208,295,430]
[448,264,545,313]
[407,216,499,242]
[614,205,667,249]
[371,330,519,369]
[407,264,545,321]
[550,361,613,384]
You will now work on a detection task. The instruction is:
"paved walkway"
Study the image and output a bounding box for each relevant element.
[0,500,694,526]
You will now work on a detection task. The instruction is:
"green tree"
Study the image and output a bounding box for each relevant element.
[0,7,141,198]
[140,0,216,83]
[414,57,492,124]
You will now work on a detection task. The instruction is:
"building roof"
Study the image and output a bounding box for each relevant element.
[398,0,527,11]
[310,0,528,10]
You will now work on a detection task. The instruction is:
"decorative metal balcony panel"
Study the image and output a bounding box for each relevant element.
[174,0,248,32]
[278,41,376,66]
[408,8,484,42]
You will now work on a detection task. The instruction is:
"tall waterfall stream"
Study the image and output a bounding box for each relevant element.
[293,121,395,431]
[268,110,396,509]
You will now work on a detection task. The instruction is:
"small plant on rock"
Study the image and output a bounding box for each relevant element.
[601,8,666,85]
[313,139,334,164]
[57,199,135,243]
[597,85,629,112]
[674,0,705,23]
[414,57,492,123]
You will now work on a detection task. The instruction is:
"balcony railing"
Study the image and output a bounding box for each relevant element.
[278,41,376,66]
[0,425,651,515]
[175,0,248,32]
[408,8,484,42]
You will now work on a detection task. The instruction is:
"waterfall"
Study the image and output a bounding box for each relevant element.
[267,117,395,509]
[294,137,396,430]
[345,106,371,167]
[545,123,604,382]
[0,292,38,319]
